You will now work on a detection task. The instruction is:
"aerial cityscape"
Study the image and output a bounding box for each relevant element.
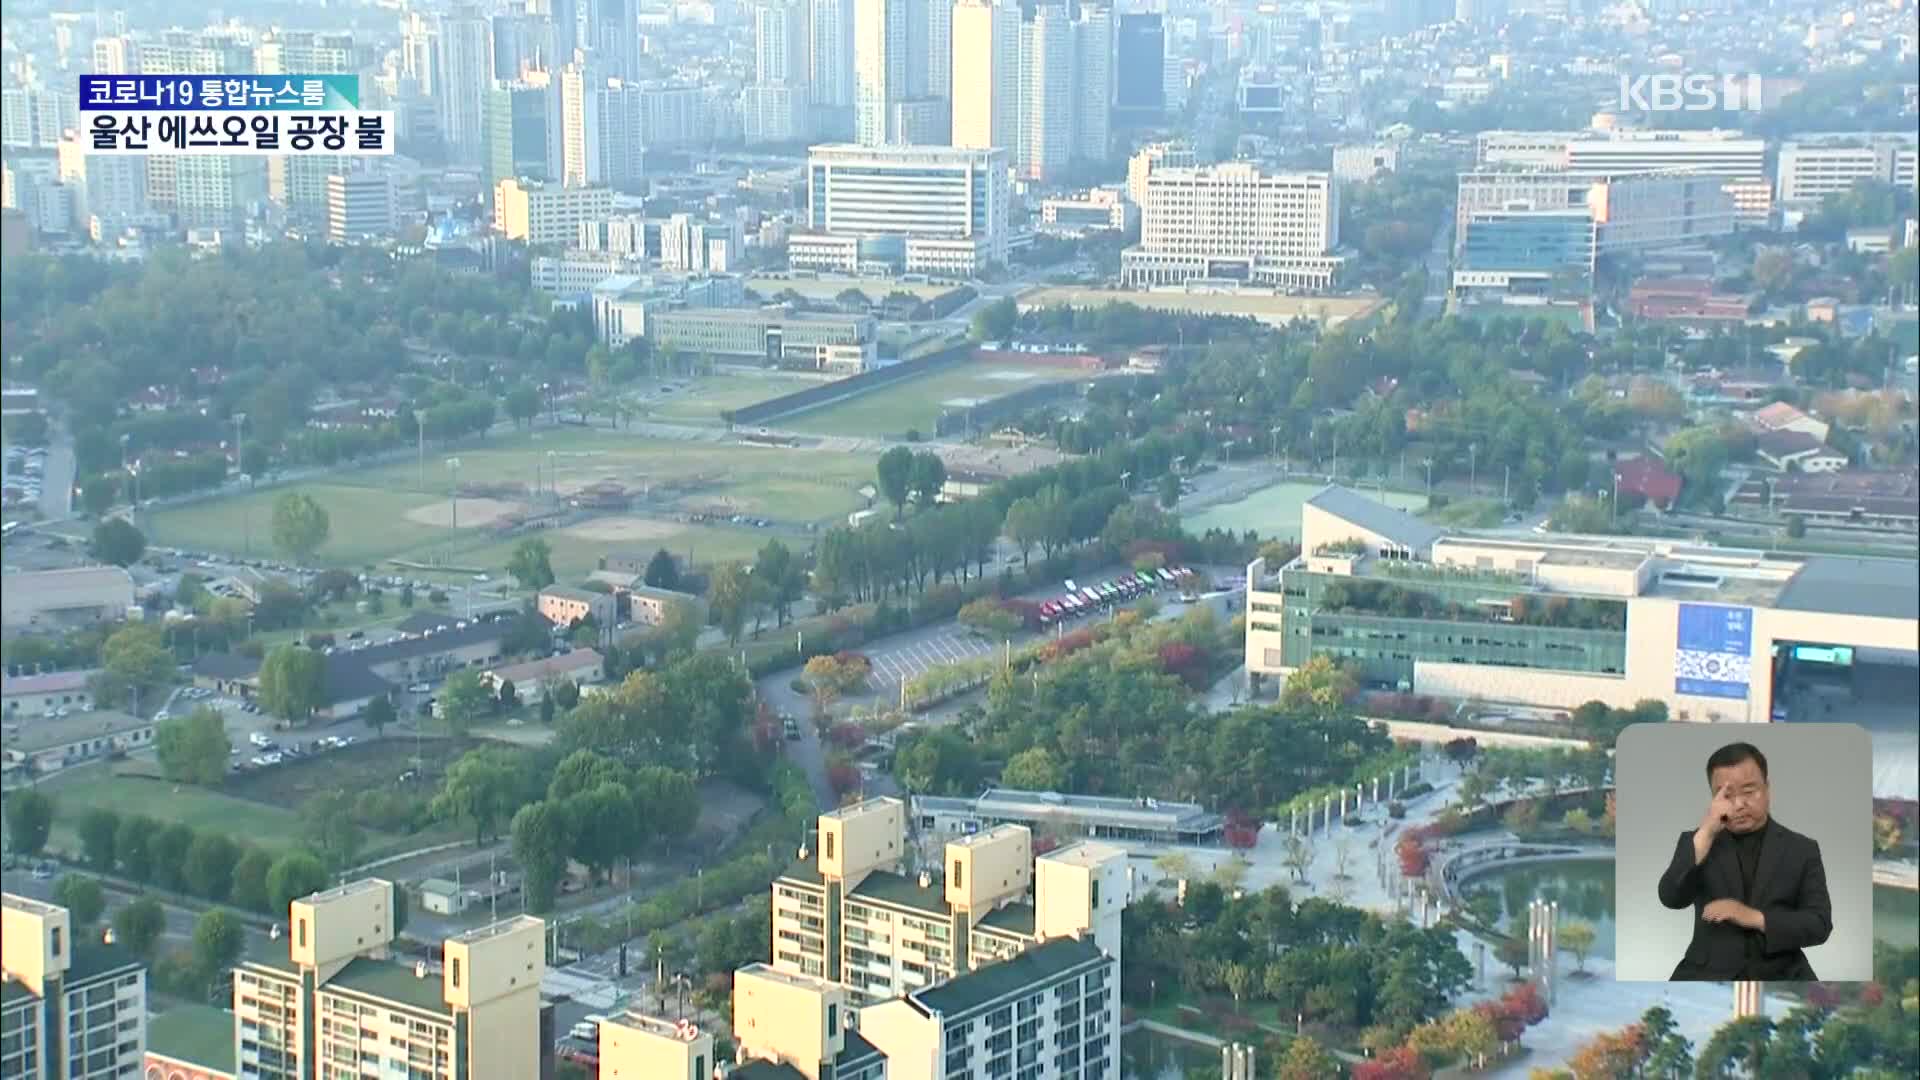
[1,0,1916,1078]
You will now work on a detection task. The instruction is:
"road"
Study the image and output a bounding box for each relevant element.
[37,419,76,521]
[0,860,279,963]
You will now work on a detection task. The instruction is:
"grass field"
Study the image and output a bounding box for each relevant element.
[1182,481,1427,541]
[1017,286,1384,328]
[781,362,1087,438]
[142,430,875,572]
[39,768,332,855]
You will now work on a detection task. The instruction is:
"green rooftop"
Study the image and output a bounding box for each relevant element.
[66,941,143,987]
[914,938,1104,1017]
[733,1062,810,1080]
[148,1005,237,1075]
[849,870,952,918]
[975,903,1036,938]
[324,957,451,1016]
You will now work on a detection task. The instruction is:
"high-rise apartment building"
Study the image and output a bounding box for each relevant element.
[1113,13,1165,122]
[231,879,546,1080]
[810,0,857,138]
[951,0,1021,153]
[854,0,951,145]
[401,10,437,96]
[327,170,396,243]
[1,83,79,149]
[796,143,1010,276]
[1123,161,1344,289]
[767,796,1127,1005]
[2,892,149,1080]
[1071,4,1113,164]
[586,0,640,82]
[96,29,257,226]
[487,74,563,196]
[57,132,148,235]
[433,4,494,166]
[491,11,552,79]
[560,65,646,189]
[1777,134,1919,204]
[1016,3,1074,181]
[745,0,812,144]
[496,177,614,244]
[258,31,360,218]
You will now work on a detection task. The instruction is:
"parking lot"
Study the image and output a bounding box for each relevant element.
[865,629,1001,688]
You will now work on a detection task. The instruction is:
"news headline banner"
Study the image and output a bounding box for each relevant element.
[77,75,393,156]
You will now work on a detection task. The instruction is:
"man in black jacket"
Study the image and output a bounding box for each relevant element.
[1657,742,1832,981]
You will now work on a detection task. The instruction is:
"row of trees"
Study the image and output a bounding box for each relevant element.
[505,750,699,912]
[49,873,256,1007]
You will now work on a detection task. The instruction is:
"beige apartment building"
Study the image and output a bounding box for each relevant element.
[2,892,148,1080]
[494,178,615,246]
[769,797,1127,1005]
[231,879,545,1080]
[1121,161,1343,290]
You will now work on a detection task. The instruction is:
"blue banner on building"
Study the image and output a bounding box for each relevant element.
[1675,603,1753,699]
[79,75,359,111]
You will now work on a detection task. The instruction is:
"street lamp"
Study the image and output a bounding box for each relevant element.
[446,458,462,531]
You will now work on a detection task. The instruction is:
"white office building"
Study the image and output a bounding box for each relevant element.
[797,143,1010,276]
[1476,129,1771,227]
[1071,3,1113,164]
[1122,162,1343,290]
[1777,134,1920,204]
[326,170,395,243]
[1016,3,1074,182]
[951,0,1021,154]
[1125,141,1195,206]
[433,4,494,166]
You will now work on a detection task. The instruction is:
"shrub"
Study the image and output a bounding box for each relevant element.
[1387,801,1407,819]
[1400,781,1435,799]
[789,677,809,694]
[1343,814,1363,827]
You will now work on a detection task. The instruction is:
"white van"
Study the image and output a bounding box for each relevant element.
[570,1014,607,1042]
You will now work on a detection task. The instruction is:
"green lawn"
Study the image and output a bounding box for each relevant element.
[144,484,456,567]
[38,768,333,856]
[1181,481,1428,541]
[451,520,778,582]
[781,363,1087,438]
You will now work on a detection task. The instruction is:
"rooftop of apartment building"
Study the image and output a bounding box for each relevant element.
[324,956,452,1016]
[1,938,143,1007]
[147,1005,238,1074]
[911,937,1106,1017]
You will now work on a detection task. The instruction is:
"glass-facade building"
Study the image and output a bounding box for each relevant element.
[1458,209,1595,277]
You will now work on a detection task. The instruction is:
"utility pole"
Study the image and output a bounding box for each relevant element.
[416,408,426,492]
[446,458,462,531]
[1469,443,1478,496]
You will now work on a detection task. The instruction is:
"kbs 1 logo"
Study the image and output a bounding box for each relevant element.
[1617,73,1765,113]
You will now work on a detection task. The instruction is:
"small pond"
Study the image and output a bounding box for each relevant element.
[1457,858,1618,961]
[1122,1026,1223,1080]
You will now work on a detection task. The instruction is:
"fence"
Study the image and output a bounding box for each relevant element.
[933,379,1086,438]
[721,343,978,427]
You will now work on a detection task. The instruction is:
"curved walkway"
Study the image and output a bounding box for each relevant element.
[1431,841,1615,906]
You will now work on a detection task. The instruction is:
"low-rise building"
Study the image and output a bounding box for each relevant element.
[2,709,154,776]
[1,668,99,715]
[1755,430,1848,473]
[1747,401,1832,443]
[2,892,149,1080]
[1612,457,1684,510]
[537,585,616,628]
[647,308,874,363]
[0,566,136,631]
[482,648,607,702]
[1039,188,1136,235]
[912,788,1224,846]
[1737,470,1920,531]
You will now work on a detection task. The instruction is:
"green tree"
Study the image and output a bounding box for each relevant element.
[90,517,147,566]
[969,296,1017,342]
[151,823,196,892]
[1000,747,1065,791]
[184,833,241,901]
[497,677,518,709]
[302,791,366,871]
[504,383,542,428]
[563,782,633,883]
[79,809,121,872]
[876,445,915,518]
[231,849,274,912]
[753,539,805,627]
[511,800,572,914]
[1278,1035,1340,1080]
[506,537,557,589]
[432,748,527,845]
[53,874,106,927]
[1559,919,1597,974]
[265,851,330,915]
[958,598,1022,638]
[909,451,947,509]
[94,623,174,710]
[191,909,244,978]
[1157,471,1181,508]
[112,897,166,958]
[643,548,681,590]
[1280,656,1357,719]
[6,789,54,855]
[257,645,326,725]
[362,694,395,736]
[436,670,492,734]
[156,706,232,785]
[270,491,332,560]
[706,562,753,646]
[114,815,158,882]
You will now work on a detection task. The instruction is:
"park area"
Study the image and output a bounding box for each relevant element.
[779,359,1089,439]
[141,429,881,576]
[1181,481,1428,541]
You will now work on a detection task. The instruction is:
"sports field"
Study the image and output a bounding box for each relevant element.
[1182,481,1427,541]
[142,430,874,575]
[636,373,830,425]
[1017,287,1384,328]
[780,362,1087,438]
[39,769,334,855]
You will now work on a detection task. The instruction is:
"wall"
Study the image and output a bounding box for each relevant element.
[721,343,975,426]
[932,378,1084,437]
[1367,718,1592,750]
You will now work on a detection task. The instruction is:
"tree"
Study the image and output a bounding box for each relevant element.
[876,445,915,518]
[1282,832,1313,883]
[265,851,330,915]
[6,789,53,855]
[184,833,241,901]
[53,875,106,928]
[362,694,395,736]
[302,791,366,871]
[506,537,557,589]
[151,824,195,892]
[1498,937,1530,979]
[231,849,273,912]
[156,707,232,785]
[497,677,518,709]
[803,653,867,716]
[1785,514,1806,539]
[432,748,527,845]
[505,384,542,428]
[1001,747,1065,791]
[436,670,492,734]
[643,547,681,590]
[1223,962,1254,1010]
[114,815,157,882]
[1278,1035,1340,1080]
[970,296,1017,342]
[79,809,121,872]
[753,539,805,627]
[511,800,572,914]
[1157,471,1181,508]
[257,645,326,725]
[707,562,753,646]
[909,451,947,509]
[958,598,1023,638]
[1281,656,1356,719]
[94,623,174,710]
[112,897,166,958]
[270,491,331,560]
[191,909,244,978]
[1559,920,1597,975]
[90,517,146,566]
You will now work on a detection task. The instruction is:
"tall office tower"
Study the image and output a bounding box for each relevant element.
[1016,3,1073,182]
[587,0,639,81]
[550,0,580,61]
[434,5,493,166]
[951,0,1020,153]
[910,0,952,111]
[3,892,150,1080]
[853,0,907,145]
[258,31,359,218]
[560,65,649,190]
[854,0,951,146]
[809,0,856,137]
[1071,3,1113,163]
[1113,12,1164,124]
[401,9,437,96]
[492,11,551,79]
[487,73,562,197]
[745,0,812,143]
